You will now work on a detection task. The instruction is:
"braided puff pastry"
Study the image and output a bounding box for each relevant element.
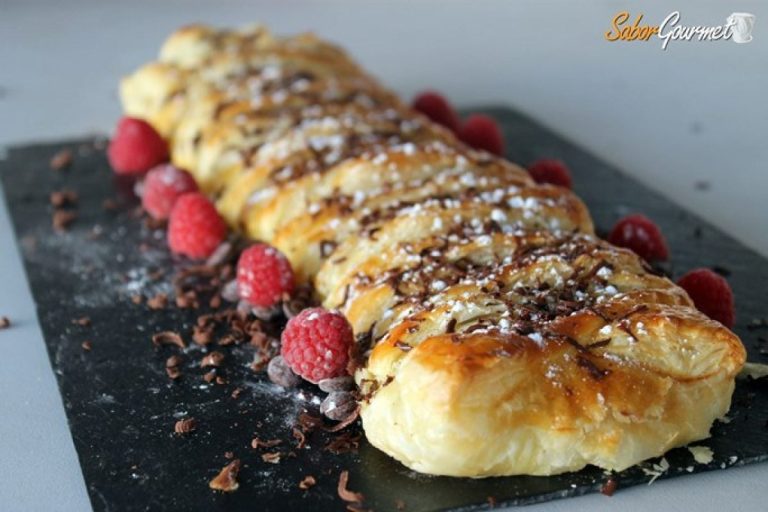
[120,24,746,477]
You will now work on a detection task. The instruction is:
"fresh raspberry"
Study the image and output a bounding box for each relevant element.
[236,243,295,308]
[141,164,199,220]
[459,114,505,156]
[167,192,227,259]
[608,214,669,262]
[677,268,735,328]
[527,158,573,189]
[108,116,169,175]
[281,308,354,383]
[412,91,460,133]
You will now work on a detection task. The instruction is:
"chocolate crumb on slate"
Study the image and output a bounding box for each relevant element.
[325,432,361,455]
[601,477,618,496]
[52,210,77,231]
[203,370,216,383]
[337,470,364,503]
[72,316,91,327]
[201,351,224,368]
[267,355,301,388]
[324,405,361,433]
[292,427,306,449]
[0,316,10,329]
[147,293,168,310]
[251,438,282,449]
[81,340,92,351]
[231,387,243,399]
[209,459,241,492]
[50,190,78,208]
[166,366,182,380]
[50,149,73,170]
[224,451,234,459]
[261,452,282,464]
[166,355,182,368]
[174,418,197,435]
[395,499,406,510]
[151,331,185,348]
[130,294,143,305]
[299,475,316,490]
[192,324,213,345]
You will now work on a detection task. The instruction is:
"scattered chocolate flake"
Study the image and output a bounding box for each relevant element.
[261,452,283,464]
[192,324,213,345]
[321,391,358,421]
[166,366,182,380]
[203,370,216,383]
[147,293,168,310]
[299,475,316,490]
[230,386,243,400]
[130,294,143,305]
[102,198,119,211]
[72,316,91,327]
[601,477,618,496]
[0,316,11,329]
[395,499,406,510]
[224,451,234,459]
[49,149,73,170]
[52,210,77,231]
[174,418,197,435]
[298,412,324,432]
[81,340,92,351]
[209,459,240,492]
[50,190,78,208]
[324,432,361,455]
[166,355,182,368]
[337,470,363,503]
[201,351,224,368]
[215,375,227,385]
[445,318,457,334]
[208,294,222,309]
[267,355,301,388]
[251,438,282,449]
[318,376,355,393]
[218,333,239,346]
[151,331,185,349]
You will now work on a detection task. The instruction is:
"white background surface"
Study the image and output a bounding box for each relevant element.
[0,1,766,510]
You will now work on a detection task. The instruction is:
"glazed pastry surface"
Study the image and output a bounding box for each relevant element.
[120,24,746,477]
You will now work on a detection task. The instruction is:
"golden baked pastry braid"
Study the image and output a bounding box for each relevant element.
[120,24,746,478]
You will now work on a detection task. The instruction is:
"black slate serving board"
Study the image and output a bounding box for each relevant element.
[2,107,768,512]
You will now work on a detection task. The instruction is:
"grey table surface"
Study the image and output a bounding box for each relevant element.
[0,0,766,510]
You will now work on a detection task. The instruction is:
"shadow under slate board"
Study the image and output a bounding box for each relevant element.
[1,106,768,512]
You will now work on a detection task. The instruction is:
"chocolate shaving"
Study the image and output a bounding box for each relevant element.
[231,387,242,399]
[261,452,282,464]
[292,427,306,449]
[324,432,361,455]
[151,331,185,348]
[174,418,196,434]
[298,412,324,432]
[130,294,143,305]
[203,370,216,383]
[201,351,224,368]
[445,318,457,334]
[52,210,77,231]
[72,316,91,327]
[601,477,618,496]
[166,355,182,368]
[337,470,363,503]
[209,459,240,492]
[81,340,92,351]
[192,324,213,345]
[251,438,282,449]
[147,293,168,310]
[299,475,316,490]
[49,149,73,170]
[166,366,182,380]
[50,190,78,208]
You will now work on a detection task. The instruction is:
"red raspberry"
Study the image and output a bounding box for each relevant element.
[167,192,227,259]
[459,114,505,156]
[608,214,669,262]
[281,308,354,383]
[412,91,460,133]
[108,116,169,175]
[527,158,573,189]
[677,268,735,328]
[236,243,295,308]
[141,164,198,220]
